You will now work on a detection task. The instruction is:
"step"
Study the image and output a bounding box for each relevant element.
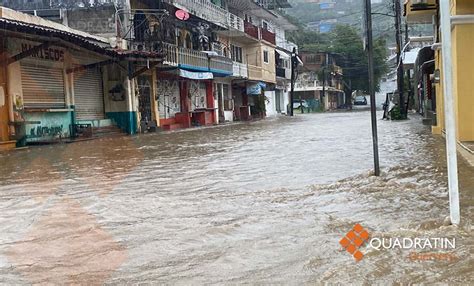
[0,140,17,151]
[76,119,113,128]
[162,123,183,131]
[92,126,124,138]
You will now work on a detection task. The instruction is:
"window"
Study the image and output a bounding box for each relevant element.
[305,55,316,63]
[231,44,243,63]
[263,50,269,63]
[244,14,253,23]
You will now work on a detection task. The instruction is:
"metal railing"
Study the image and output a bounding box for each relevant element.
[165,0,228,27]
[177,46,209,69]
[276,39,297,52]
[244,21,259,39]
[210,55,233,73]
[161,42,232,73]
[162,42,178,66]
[261,28,276,45]
[228,13,244,32]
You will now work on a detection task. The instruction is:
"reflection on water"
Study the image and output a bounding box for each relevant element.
[0,111,472,284]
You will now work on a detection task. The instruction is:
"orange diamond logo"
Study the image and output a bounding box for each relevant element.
[339,224,370,261]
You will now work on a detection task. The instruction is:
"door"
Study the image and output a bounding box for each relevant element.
[157,80,180,119]
[74,67,105,120]
[21,63,66,109]
[138,75,153,123]
[275,90,282,113]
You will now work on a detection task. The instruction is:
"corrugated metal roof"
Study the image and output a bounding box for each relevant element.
[0,17,163,60]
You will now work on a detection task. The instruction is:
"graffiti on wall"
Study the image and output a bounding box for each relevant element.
[29,125,63,138]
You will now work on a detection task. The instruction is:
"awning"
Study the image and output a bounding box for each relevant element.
[275,49,290,60]
[402,48,421,69]
[247,82,266,95]
[178,69,213,80]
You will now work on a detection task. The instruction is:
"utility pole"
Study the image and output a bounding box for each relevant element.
[321,53,328,110]
[321,68,325,105]
[289,47,298,116]
[364,0,380,176]
[439,0,460,225]
[405,23,411,115]
[394,0,405,118]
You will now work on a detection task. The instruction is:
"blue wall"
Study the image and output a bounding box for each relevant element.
[106,111,138,134]
[23,111,72,144]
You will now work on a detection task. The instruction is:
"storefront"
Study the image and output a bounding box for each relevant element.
[71,53,105,122]
[157,69,215,130]
[0,8,164,147]
[157,79,181,122]
[7,39,72,144]
[214,79,232,123]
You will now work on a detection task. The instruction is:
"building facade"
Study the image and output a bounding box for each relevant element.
[404,0,474,144]
[293,51,344,111]
[0,7,163,150]
[0,0,298,150]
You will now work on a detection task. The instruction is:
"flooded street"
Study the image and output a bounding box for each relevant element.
[0,111,472,284]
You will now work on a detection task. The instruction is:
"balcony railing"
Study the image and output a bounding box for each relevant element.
[162,42,178,66]
[261,28,276,45]
[232,62,248,78]
[243,21,277,44]
[165,0,228,27]
[177,46,209,69]
[248,64,263,80]
[228,13,244,32]
[161,42,232,74]
[276,39,297,52]
[210,55,233,73]
[244,21,259,39]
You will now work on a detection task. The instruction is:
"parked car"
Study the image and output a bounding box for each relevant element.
[292,99,309,109]
[353,95,368,105]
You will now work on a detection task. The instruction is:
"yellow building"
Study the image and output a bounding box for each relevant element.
[405,0,474,147]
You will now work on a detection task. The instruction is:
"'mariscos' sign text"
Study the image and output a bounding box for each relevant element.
[21,43,65,62]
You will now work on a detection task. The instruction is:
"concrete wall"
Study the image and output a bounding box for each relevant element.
[264,90,277,117]
[246,43,276,84]
[66,6,116,38]
[452,0,474,141]
[103,63,138,134]
[433,0,474,141]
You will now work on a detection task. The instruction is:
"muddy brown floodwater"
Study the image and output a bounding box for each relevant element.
[0,111,472,284]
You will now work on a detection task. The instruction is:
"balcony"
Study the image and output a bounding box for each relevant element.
[261,28,276,45]
[404,0,437,24]
[228,13,244,32]
[209,55,234,74]
[232,62,248,78]
[244,21,259,39]
[165,0,228,27]
[161,42,232,75]
[276,39,297,53]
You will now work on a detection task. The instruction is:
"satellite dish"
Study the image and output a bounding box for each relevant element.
[175,10,190,21]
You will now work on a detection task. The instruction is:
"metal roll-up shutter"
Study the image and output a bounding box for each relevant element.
[21,64,66,109]
[74,68,105,120]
